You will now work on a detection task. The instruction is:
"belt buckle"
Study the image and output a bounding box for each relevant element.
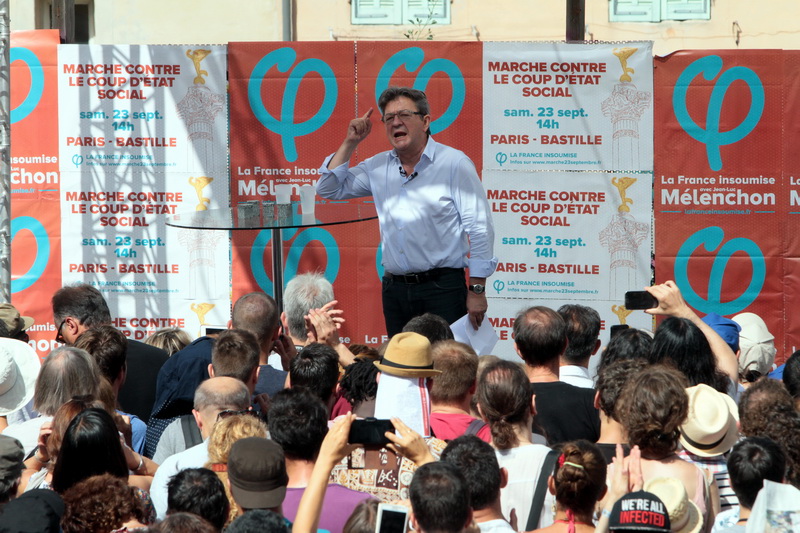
[407,273,422,283]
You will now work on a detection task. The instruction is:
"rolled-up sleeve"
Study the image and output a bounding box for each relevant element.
[317,154,372,200]
[453,158,498,278]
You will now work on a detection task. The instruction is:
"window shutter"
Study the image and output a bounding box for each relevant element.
[352,0,402,24]
[404,0,450,24]
[662,0,710,20]
[609,0,660,22]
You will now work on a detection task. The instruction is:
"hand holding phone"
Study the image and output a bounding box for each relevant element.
[347,418,394,446]
[624,291,658,310]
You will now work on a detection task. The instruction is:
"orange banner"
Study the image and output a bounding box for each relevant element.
[10,30,62,356]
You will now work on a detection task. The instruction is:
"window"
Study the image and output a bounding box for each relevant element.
[609,0,710,23]
[36,0,93,43]
[352,0,450,25]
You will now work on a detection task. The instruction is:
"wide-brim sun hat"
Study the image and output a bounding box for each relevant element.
[0,338,40,415]
[679,384,739,458]
[644,477,703,533]
[374,332,441,378]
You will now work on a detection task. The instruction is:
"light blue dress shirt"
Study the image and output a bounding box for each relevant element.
[318,136,498,278]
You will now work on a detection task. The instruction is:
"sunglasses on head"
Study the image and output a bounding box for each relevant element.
[216,409,267,423]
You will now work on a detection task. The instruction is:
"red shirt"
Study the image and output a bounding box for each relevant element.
[429,412,492,442]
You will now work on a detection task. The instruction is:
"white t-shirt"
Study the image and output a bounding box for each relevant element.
[150,439,210,519]
[478,518,517,533]
[496,443,555,530]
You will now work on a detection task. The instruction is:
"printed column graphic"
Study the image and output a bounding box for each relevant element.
[599,176,650,298]
[601,48,652,170]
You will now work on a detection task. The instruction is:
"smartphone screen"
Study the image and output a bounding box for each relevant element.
[624,291,658,310]
[348,418,394,446]
[377,505,409,533]
[610,324,630,339]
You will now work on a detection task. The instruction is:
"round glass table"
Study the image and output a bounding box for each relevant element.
[166,200,378,307]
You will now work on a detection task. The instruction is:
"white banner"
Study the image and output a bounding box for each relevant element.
[57,45,231,338]
[484,170,653,303]
[483,42,654,172]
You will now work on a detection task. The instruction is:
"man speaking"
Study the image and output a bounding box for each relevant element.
[318,87,497,336]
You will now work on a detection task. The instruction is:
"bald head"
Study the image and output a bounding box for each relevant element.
[193,377,251,438]
[231,292,280,348]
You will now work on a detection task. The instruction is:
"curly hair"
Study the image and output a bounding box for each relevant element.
[595,358,650,421]
[339,358,379,405]
[204,415,267,527]
[474,360,531,450]
[61,474,145,532]
[552,440,607,517]
[618,365,689,457]
[206,414,268,464]
[738,378,800,488]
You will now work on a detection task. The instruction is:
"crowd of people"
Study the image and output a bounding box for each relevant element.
[0,274,796,532]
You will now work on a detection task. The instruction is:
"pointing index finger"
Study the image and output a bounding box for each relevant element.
[363,108,374,120]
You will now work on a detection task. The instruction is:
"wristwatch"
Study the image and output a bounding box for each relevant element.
[469,284,485,294]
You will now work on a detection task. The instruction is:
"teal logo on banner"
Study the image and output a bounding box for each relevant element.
[674,226,765,315]
[250,224,340,296]
[376,47,465,134]
[248,47,338,162]
[11,47,44,124]
[673,55,764,172]
[11,216,50,293]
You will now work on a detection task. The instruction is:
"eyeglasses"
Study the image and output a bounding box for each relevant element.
[55,319,67,344]
[216,409,267,423]
[382,110,425,124]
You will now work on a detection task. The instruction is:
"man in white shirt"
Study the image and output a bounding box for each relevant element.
[318,87,497,336]
[150,377,250,519]
[557,304,601,389]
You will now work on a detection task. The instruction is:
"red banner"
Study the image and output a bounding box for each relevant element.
[228,42,483,341]
[10,30,62,357]
[654,50,790,361]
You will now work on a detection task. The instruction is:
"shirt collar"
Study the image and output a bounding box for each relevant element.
[390,135,437,164]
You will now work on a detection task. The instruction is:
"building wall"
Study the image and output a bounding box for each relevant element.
[296,0,800,56]
[10,0,284,44]
[9,1,800,53]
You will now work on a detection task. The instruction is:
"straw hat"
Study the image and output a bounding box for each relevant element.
[0,338,41,415]
[644,478,702,533]
[679,384,739,458]
[373,332,441,378]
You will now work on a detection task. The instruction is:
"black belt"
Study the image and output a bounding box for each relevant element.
[384,267,463,284]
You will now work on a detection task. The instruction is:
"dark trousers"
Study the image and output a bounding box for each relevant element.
[382,268,468,337]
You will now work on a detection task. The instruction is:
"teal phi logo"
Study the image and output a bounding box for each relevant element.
[250,211,340,296]
[11,217,50,293]
[673,55,764,172]
[674,226,765,315]
[10,48,49,293]
[248,47,338,162]
[10,47,44,124]
[376,47,465,134]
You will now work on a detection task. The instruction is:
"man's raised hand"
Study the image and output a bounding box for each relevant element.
[346,108,374,144]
